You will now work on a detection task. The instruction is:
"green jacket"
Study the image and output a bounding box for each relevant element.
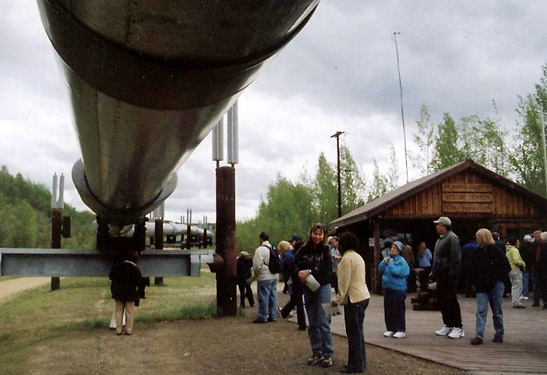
[505,245,525,273]
[432,230,461,281]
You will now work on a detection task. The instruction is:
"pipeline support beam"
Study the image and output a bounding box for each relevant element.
[0,249,213,277]
[215,166,237,316]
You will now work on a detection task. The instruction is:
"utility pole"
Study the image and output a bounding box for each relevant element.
[331,131,345,218]
[393,31,409,184]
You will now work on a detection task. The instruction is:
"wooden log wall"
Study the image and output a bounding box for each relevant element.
[383,171,543,219]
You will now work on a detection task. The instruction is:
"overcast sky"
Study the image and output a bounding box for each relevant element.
[2,1,546,224]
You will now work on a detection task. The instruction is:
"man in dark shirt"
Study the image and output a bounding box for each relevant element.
[109,250,142,335]
[431,216,464,339]
[532,231,547,308]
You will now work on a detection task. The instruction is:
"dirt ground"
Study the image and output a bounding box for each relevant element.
[28,306,463,375]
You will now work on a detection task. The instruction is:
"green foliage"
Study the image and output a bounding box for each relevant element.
[412,103,436,175]
[236,146,368,252]
[431,113,466,171]
[314,153,338,224]
[237,176,315,252]
[0,166,96,249]
[340,146,366,214]
[428,112,509,175]
[458,115,508,176]
[367,160,388,202]
[509,64,547,197]
[367,147,399,202]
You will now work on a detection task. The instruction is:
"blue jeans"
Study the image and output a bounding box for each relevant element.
[344,299,369,373]
[304,284,333,358]
[257,279,277,321]
[522,270,530,297]
[475,281,504,339]
[383,288,406,332]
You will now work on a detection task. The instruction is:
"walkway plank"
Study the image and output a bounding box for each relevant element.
[324,294,547,373]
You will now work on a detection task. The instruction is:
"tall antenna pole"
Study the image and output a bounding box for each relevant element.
[540,110,547,199]
[331,131,345,218]
[393,31,409,184]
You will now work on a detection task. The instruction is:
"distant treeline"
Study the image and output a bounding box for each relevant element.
[0,166,95,249]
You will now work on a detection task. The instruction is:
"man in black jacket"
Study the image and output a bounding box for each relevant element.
[110,250,142,335]
[431,217,464,339]
[236,251,254,309]
[532,231,547,308]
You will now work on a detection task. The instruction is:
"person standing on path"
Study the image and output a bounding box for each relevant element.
[236,251,254,309]
[430,216,464,339]
[379,241,410,339]
[293,223,334,368]
[109,249,142,335]
[252,232,278,323]
[531,230,547,308]
[506,237,526,308]
[332,232,370,374]
[469,228,511,345]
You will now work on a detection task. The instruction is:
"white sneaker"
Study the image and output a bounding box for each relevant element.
[383,331,394,337]
[393,331,406,338]
[435,325,452,336]
[520,296,529,300]
[448,327,464,339]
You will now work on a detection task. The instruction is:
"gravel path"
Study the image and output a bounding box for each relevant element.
[0,277,50,304]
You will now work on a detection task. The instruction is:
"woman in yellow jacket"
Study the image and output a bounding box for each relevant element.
[332,232,370,374]
[506,237,526,308]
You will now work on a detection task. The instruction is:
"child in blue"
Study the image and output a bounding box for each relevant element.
[379,241,410,338]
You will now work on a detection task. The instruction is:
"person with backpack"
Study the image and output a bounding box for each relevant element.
[252,232,279,323]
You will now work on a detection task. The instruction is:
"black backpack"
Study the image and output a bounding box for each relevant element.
[264,245,281,274]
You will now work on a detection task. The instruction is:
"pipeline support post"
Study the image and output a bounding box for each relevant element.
[154,217,164,285]
[215,166,237,316]
[51,209,62,290]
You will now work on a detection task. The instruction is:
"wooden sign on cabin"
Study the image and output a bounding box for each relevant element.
[441,183,494,213]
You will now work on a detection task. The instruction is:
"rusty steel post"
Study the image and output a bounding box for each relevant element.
[154,217,164,285]
[373,219,381,294]
[203,228,208,248]
[215,166,237,316]
[51,209,62,290]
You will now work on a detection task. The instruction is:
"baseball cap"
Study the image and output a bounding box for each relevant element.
[433,216,451,226]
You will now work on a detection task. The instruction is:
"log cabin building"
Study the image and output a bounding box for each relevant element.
[329,160,547,293]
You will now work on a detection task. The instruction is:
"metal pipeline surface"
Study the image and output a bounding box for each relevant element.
[37,0,319,227]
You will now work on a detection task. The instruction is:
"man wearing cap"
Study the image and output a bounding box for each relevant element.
[431,216,464,339]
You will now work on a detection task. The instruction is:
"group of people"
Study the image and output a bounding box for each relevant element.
[107,216,546,370]
[238,224,369,374]
[378,216,547,347]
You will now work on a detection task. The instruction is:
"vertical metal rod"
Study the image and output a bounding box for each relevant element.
[51,209,62,290]
[336,135,341,218]
[51,173,58,209]
[154,217,164,285]
[393,31,409,184]
[331,131,344,218]
[58,174,64,209]
[540,111,547,199]
[227,101,239,166]
[373,220,381,294]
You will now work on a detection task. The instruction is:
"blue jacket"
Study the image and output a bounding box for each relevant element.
[379,255,410,291]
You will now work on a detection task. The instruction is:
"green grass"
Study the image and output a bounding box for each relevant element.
[0,272,217,374]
